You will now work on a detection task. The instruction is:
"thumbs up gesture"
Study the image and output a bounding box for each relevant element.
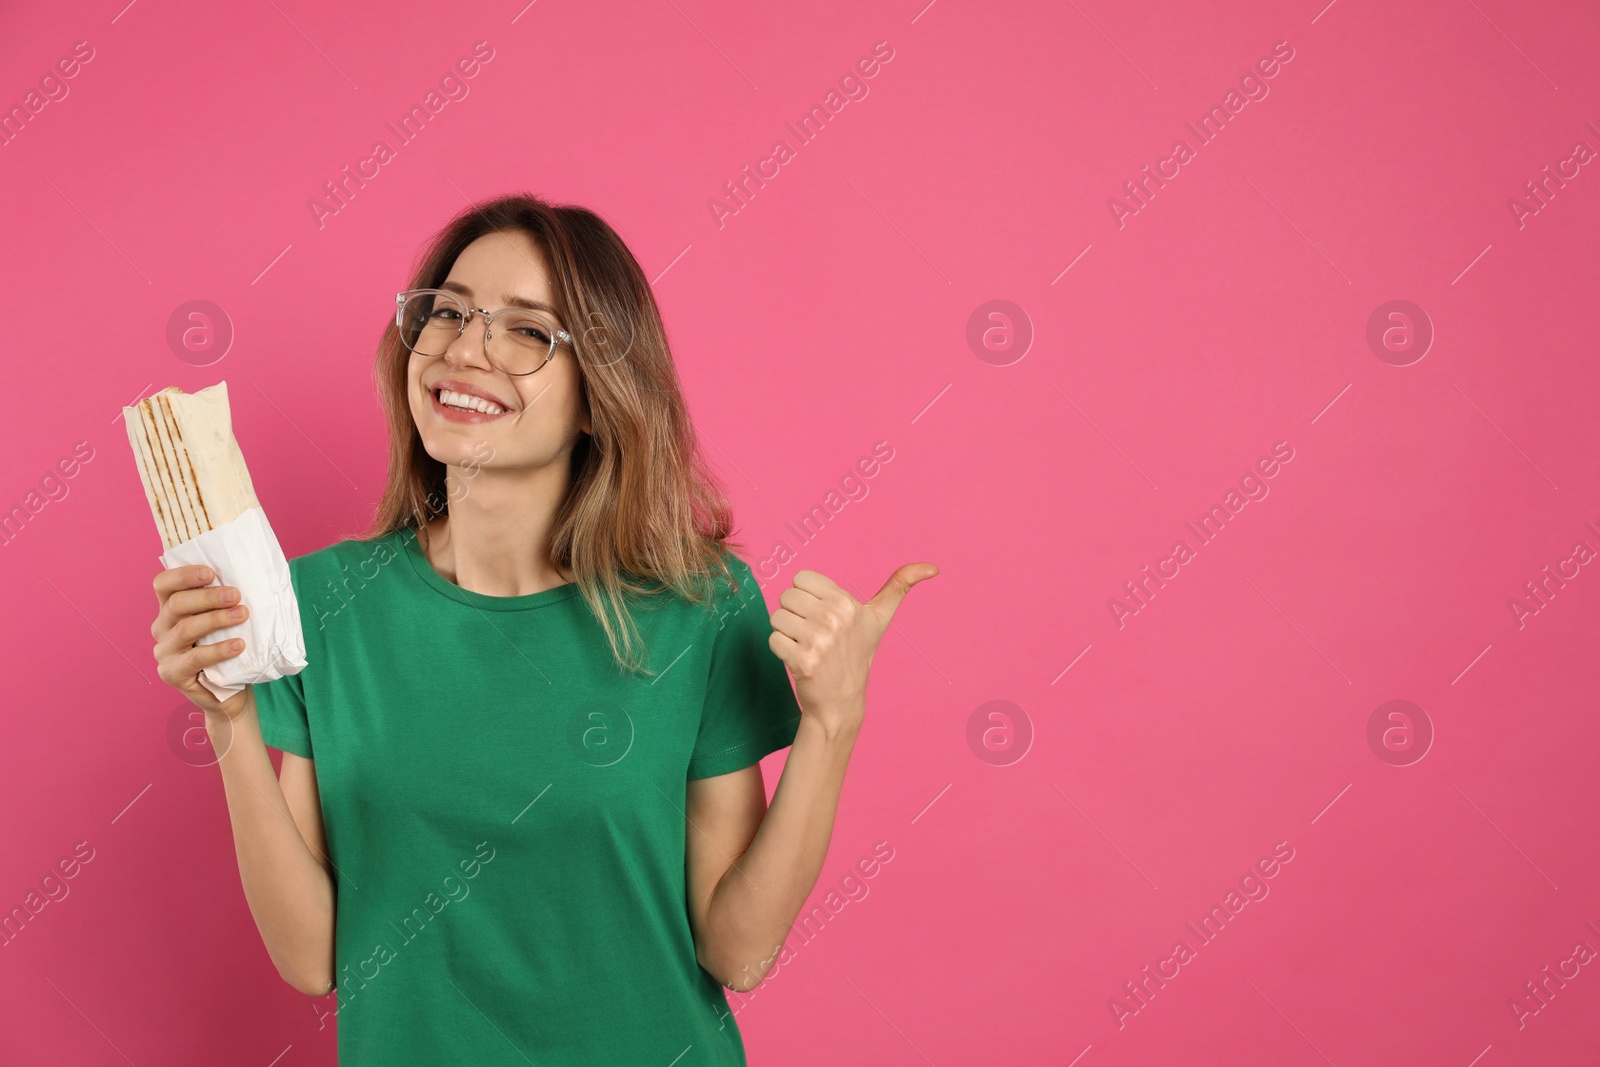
[768,563,940,737]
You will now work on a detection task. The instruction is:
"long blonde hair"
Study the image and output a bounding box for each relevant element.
[359,193,746,676]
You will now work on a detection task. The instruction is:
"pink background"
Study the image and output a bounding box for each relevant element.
[3,0,1598,1063]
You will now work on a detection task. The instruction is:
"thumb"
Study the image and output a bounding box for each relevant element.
[866,562,940,627]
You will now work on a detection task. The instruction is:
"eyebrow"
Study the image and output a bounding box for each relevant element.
[439,280,558,315]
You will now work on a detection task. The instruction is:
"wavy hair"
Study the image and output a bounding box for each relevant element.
[358,193,744,676]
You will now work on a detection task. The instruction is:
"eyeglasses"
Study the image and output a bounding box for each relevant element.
[396,288,574,377]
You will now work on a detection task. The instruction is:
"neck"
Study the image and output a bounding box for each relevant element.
[422,459,576,596]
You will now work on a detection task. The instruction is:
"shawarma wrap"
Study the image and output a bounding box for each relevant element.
[123,381,306,700]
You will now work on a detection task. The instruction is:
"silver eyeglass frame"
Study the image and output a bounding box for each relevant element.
[396,288,575,377]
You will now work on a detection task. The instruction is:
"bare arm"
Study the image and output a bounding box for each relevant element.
[684,562,935,992]
[150,563,336,996]
[207,693,337,996]
[685,715,857,992]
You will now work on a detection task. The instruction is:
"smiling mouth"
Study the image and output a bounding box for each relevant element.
[430,384,510,416]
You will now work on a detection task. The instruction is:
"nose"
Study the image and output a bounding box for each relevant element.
[442,308,495,371]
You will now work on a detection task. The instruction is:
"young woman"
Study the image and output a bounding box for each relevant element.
[148,194,935,1066]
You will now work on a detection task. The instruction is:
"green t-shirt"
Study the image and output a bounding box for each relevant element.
[251,526,803,1066]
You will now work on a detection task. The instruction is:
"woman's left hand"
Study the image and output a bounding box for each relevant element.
[768,563,940,737]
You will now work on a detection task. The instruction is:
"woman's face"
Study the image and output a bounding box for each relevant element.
[407,229,591,476]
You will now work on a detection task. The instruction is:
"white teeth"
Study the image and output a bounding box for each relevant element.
[437,388,506,415]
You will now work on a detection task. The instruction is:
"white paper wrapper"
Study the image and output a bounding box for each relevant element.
[160,506,307,702]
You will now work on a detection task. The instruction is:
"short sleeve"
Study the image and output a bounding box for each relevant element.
[253,668,312,758]
[251,555,314,759]
[686,554,803,779]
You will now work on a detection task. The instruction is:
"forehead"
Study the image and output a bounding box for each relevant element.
[443,230,558,312]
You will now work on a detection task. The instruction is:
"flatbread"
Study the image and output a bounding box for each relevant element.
[135,395,194,544]
[166,382,260,527]
[155,391,210,533]
[144,394,202,543]
[124,408,178,550]
[123,381,262,550]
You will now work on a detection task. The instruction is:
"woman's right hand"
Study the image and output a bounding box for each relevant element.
[153,564,251,721]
